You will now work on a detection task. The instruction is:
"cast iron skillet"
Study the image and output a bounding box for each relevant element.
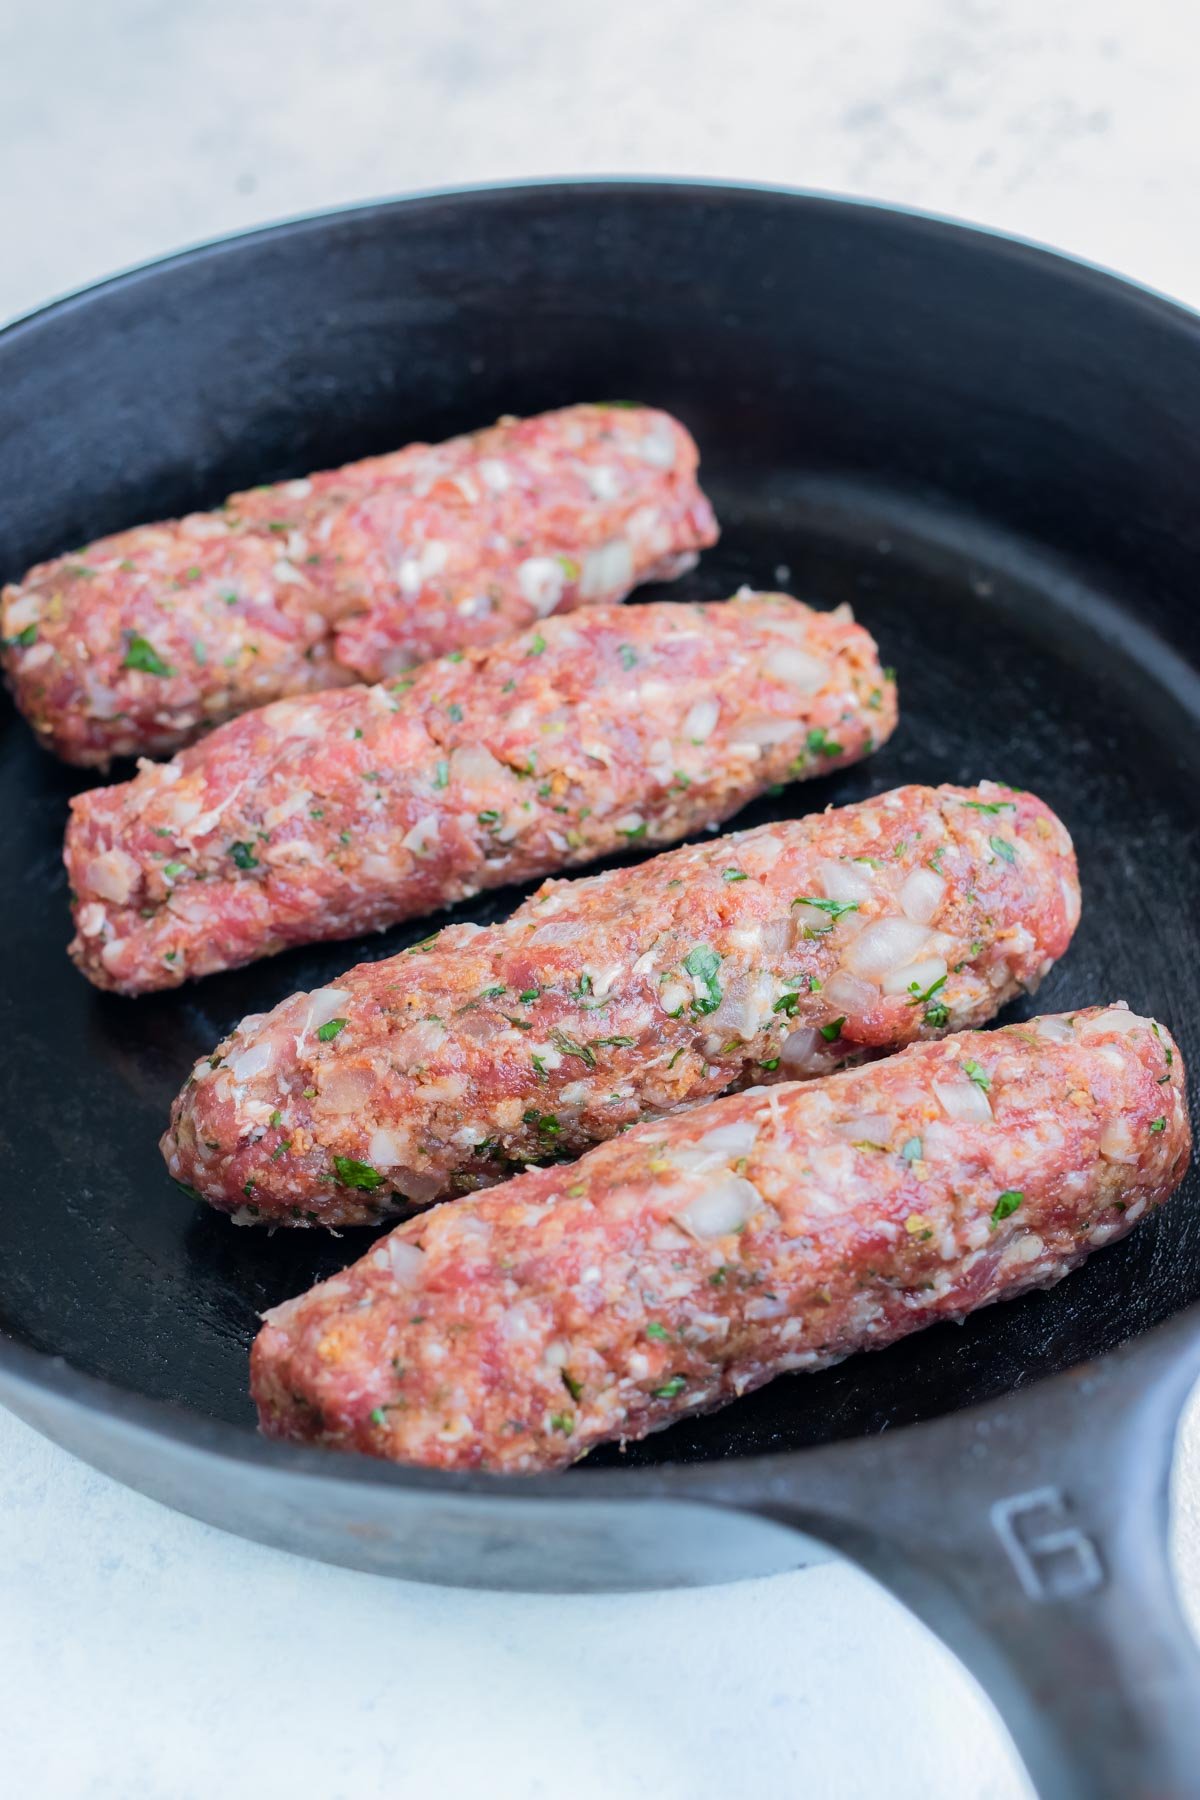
[1,182,1198,1799]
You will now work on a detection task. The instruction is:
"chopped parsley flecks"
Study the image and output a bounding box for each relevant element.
[561,1370,583,1401]
[722,867,747,882]
[1153,1022,1174,1082]
[683,945,722,1015]
[317,1017,348,1042]
[819,1016,846,1042]
[518,988,540,1004]
[990,1190,1023,1228]
[229,841,259,871]
[652,1375,686,1399]
[989,836,1017,865]
[523,1109,562,1136]
[806,726,843,758]
[645,1321,671,1342]
[551,1030,596,1068]
[332,1155,384,1190]
[549,1413,575,1435]
[962,799,1016,815]
[618,643,638,670]
[527,633,546,657]
[909,972,949,1028]
[964,1058,991,1091]
[1150,1117,1167,1134]
[901,1136,923,1163]
[793,895,859,922]
[121,633,174,677]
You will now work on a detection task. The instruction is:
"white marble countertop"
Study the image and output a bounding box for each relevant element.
[2,2,1198,1794]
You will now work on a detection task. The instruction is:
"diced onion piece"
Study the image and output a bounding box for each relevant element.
[579,540,634,599]
[833,1112,893,1144]
[306,987,351,1032]
[682,697,719,743]
[779,1027,827,1074]
[711,972,773,1040]
[517,556,565,615]
[1080,1008,1149,1037]
[793,902,842,935]
[391,1170,445,1205]
[1099,1118,1138,1163]
[374,1237,425,1283]
[229,1041,273,1082]
[76,902,106,938]
[394,1017,448,1065]
[479,459,511,493]
[818,859,875,904]
[882,955,947,998]
[773,647,830,692]
[898,867,945,925]
[1034,1015,1076,1043]
[402,814,440,856]
[450,744,508,787]
[844,917,930,979]
[675,1175,763,1240]
[933,1078,994,1124]
[731,717,802,748]
[822,970,881,1016]
[697,1119,760,1157]
[659,981,691,1016]
[320,1067,376,1114]
[636,424,678,469]
[530,919,586,946]
[368,1128,405,1168]
[86,849,140,905]
[757,918,792,956]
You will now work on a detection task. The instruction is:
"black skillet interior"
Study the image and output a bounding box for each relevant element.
[1,184,1198,1471]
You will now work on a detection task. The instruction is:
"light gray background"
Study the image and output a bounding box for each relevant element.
[2,2,1198,1795]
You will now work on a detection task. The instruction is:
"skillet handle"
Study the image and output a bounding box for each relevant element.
[737,1306,1200,1800]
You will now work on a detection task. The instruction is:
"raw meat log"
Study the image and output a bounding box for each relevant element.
[165,780,1078,1226]
[251,1005,1189,1472]
[70,590,895,993]
[2,404,717,766]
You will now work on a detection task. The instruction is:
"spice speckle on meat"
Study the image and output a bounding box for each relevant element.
[70,590,896,993]
[250,1006,1189,1472]
[3,404,717,766]
[165,780,1078,1226]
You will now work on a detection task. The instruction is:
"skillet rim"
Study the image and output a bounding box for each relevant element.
[3,174,1200,1504]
